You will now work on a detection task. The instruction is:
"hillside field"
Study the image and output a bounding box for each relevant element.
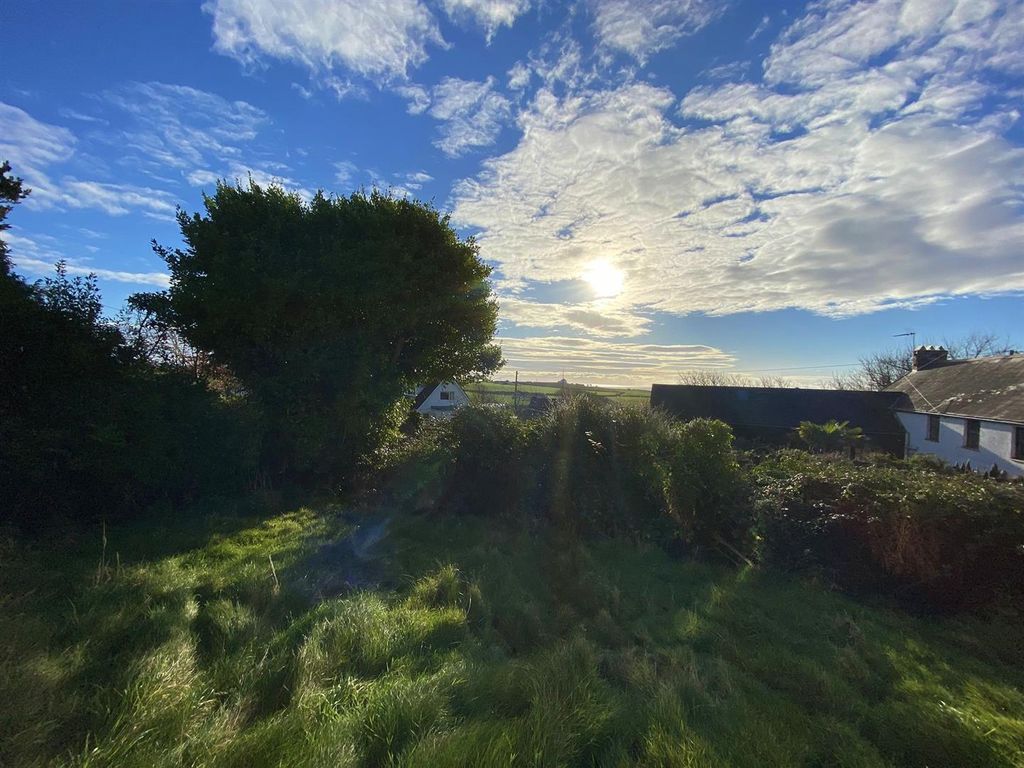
[465,380,651,407]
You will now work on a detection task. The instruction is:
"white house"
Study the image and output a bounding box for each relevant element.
[886,347,1024,477]
[411,381,470,417]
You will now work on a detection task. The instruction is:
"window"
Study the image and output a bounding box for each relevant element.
[1014,426,1024,461]
[964,419,980,450]
[926,414,940,442]
[439,391,452,401]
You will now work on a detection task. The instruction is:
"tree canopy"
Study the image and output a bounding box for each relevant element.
[137,182,502,480]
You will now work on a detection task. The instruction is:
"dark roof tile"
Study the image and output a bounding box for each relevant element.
[886,355,1024,423]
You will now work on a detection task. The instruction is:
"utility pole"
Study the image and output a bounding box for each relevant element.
[513,370,519,416]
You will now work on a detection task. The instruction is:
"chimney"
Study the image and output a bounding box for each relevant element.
[912,345,948,371]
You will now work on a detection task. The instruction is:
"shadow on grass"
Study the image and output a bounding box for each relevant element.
[3,502,1023,768]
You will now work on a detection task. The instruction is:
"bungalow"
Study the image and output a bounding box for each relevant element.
[411,381,470,418]
[650,384,907,455]
[885,347,1024,477]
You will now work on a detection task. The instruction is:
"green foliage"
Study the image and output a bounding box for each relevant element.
[665,418,747,549]
[0,160,29,278]
[138,181,502,482]
[533,396,680,538]
[2,504,1023,767]
[388,399,747,550]
[0,167,256,526]
[752,450,1024,611]
[797,419,865,454]
[447,405,529,516]
[0,267,258,525]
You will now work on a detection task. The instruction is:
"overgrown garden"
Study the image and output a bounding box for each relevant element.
[2,163,1023,766]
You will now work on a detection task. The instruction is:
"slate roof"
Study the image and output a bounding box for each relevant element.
[412,383,442,410]
[650,384,909,453]
[885,354,1024,424]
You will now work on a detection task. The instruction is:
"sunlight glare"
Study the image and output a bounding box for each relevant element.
[582,260,625,298]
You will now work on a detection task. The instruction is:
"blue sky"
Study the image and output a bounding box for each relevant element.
[3,0,1022,386]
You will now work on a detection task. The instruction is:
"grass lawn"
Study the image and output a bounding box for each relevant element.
[2,501,1023,767]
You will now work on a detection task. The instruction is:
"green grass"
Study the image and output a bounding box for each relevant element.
[3,502,1023,767]
[465,381,651,407]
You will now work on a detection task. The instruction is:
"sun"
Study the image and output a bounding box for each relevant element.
[582,260,624,298]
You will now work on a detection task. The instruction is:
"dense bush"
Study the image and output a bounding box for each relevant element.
[0,265,257,528]
[386,402,1024,614]
[447,405,529,516]
[532,396,677,538]
[752,450,1024,611]
[665,418,747,549]
[0,165,259,527]
[384,399,748,553]
[375,406,528,516]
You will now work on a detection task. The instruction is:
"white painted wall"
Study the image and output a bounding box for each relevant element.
[896,411,1024,477]
[415,382,470,418]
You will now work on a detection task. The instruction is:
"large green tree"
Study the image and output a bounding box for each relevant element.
[137,182,502,480]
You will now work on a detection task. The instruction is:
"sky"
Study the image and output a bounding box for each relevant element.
[3,0,1023,387]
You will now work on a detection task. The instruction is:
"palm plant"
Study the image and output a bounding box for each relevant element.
[797,420,865,455]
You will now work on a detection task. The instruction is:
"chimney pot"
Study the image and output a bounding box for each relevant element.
[913,345,948,371]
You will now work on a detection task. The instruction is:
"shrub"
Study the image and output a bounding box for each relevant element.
[380,398,751,556]
[372,416,454,511]
[753,450,1024,611]
[531,397,676,538]
[665,418,748,550]
[446,405,530,516]
[0,270,257,527]
[796,420,864,455]
[376,405,528,516]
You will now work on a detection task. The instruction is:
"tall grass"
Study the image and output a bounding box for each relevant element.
[3,501,1023,767]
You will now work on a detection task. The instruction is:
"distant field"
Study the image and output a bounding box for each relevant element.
[465,380,650,406]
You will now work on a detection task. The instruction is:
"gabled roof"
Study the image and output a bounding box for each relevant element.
[650,384,908,437]
[412,383,442,410]
[412,381,466,410]
[885,354,1024,423]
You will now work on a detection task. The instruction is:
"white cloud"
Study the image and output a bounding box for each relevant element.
[6,232,170,287]
[507,61,531,90]
[187,169,221,187]
[102,82,314,200]
[334,160,358,186]
[441,0,530,41]
[395,84,431,114]
[454,0,1024,327]
[17,256,171,286]
[204,0,446,85]
[102,82,268,178]
[497,335,733,385]
[429,77,511,156]
[590,0,727,63]
[58,108,107,125]
[500,296,652,337]
[0,103,187,219]
[0,102,76,208]
[59,180,178,217]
